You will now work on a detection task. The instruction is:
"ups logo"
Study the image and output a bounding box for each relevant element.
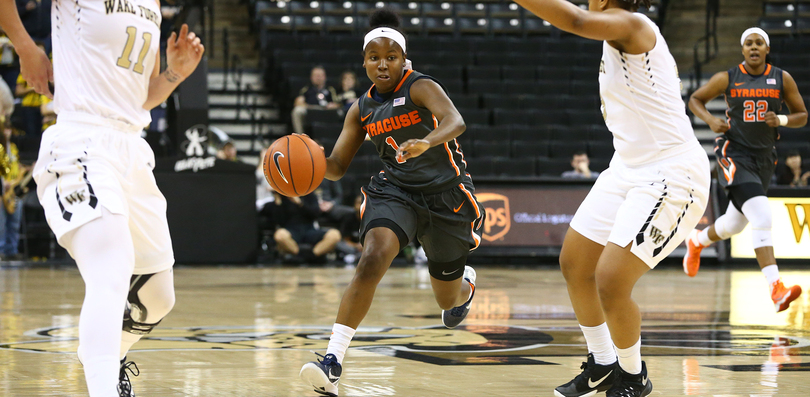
[785,203,810,243]
[477,193,511,242]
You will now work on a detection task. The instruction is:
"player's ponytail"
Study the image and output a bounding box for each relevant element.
[616,0,652,12]
[369,8,402,30]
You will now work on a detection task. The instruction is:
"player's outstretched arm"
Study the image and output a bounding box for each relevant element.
[143,24,205,110]
[325,100,365,181]
[396,78,465,162]
[689,71,730,134]
[767,71,808,128]
[513,0,651,51]
[0,0,53,98]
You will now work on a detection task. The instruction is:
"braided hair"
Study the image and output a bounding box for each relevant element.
[617,0,652,12]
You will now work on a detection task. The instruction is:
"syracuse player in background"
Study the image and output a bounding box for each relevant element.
[512,0,711,396]
[298,9,484,397]
[0,0,204,395]
[685,27,807,312]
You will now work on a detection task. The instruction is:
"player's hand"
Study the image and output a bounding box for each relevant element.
[396,139,429,162]
[709,117,730,133]
[764,111,780,127]
[16,42,53,99]
[292,133,325,153]
[166,24,205,82]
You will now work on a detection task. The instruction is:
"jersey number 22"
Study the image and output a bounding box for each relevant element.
[743,100,768,123]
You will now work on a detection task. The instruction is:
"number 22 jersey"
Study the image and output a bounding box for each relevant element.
[52,0,162,128]
[724,63,784,150]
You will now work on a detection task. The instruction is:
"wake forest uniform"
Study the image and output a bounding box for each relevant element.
[715,63,783,209]
[357,70,484,280]
[32,0,174,274]
[569,13,711,268]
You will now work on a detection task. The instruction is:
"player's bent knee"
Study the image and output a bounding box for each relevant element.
[355,253,389,283]
[324,228,341,242]
[274,228,291,242]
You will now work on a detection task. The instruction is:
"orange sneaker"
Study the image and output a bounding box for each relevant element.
[770,279,802,313]
[683,229,704,277]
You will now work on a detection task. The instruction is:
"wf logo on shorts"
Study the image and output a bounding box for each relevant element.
[64,189,87,205]
[648,226,666,245]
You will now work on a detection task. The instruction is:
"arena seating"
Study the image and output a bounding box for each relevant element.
[254,1,662,189]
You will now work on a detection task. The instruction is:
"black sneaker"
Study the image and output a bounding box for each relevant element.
[554,353,616,397]
[441,266,476,329]
[299,352,342,396]
[606,361,653,397]
[117,357,139,397]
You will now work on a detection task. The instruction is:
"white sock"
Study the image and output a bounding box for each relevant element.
[326,323,356,364]
[697,229,713,247]
[615,338,642,375]
[80,355,121,396]
[580,323,616,365]
[762,264,780,285]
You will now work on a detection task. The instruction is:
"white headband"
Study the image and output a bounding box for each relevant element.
[363,27,407,54]
[741,27,770,47]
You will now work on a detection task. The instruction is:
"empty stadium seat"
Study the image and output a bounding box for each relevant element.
[474,140,511,157]
[494,158,535,176]
[512,141,550,158]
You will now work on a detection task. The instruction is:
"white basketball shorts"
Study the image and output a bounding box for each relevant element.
[570,141,710,268]
[33,113,174,274]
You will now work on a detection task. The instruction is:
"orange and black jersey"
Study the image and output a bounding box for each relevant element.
[725,63,784,150]
[357,70,467,194]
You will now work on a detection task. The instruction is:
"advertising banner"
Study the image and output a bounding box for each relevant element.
[731,197,810,259]
[476,186,715,249]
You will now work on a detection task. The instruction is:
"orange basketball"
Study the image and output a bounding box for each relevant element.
[263,134,326,197]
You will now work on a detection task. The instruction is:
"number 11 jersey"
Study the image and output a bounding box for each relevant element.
[52,0,162,128]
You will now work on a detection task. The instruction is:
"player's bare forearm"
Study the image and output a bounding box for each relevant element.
[143,69,183,110]
[424,114,465,147]
[786,112,808,128]
[0,0,35,49]
[688,97,715,126]
[514,0,632,41]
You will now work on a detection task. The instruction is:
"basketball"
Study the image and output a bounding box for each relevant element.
[263,134,326,197]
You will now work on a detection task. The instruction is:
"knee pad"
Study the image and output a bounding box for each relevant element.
[122,272,174,335]
[428,255,467,281]
[714,204,748,239]
[741,196,773,249]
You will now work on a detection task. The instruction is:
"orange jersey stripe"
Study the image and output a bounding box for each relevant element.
[445,142,461,176]
[470,221,481,250]
[458,183,481,220]
[360,188,368,219]
[394,70,413,93]
[765,64,772,75]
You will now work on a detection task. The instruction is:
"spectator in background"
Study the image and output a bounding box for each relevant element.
[0,31,18,91]
[273,191,341,264]
[315,178,354,226]
[291,65,339,134]
[337,70,363,113]
[561,150,599,179]
[776,150,810,187]
[0,118,25,260]
[16,0,50,40]
[0,78,12,120]
[217,141,239,162]
[337,194,363,264]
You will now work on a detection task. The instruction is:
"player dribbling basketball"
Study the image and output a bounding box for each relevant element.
[298,9,484,397]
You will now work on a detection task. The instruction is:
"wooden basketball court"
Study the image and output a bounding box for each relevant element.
[1,265,809,396]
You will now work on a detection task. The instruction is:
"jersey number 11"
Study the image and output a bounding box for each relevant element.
[117,26,153,75]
